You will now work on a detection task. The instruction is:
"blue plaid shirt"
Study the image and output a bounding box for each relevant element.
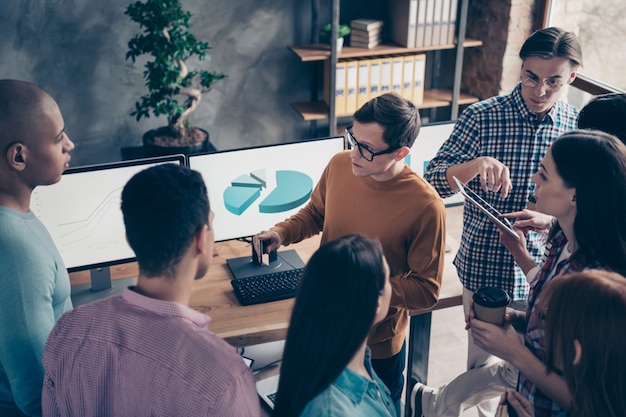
[424,83,578,300]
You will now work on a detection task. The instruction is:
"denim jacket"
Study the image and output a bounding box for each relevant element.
[300,348,396,417]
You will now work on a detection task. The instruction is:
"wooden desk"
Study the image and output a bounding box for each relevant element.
[70,233,463,417]
[68,237,320,347]
[189,237,321,347]
[69,233,462,348]
[69,232,462,343]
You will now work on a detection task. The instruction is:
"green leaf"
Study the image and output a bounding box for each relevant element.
[125,0,226,126]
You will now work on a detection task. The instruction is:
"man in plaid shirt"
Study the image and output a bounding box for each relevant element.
[415,27,582,417]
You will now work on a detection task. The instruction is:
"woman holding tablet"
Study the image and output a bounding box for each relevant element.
[272,234,396,417]
[469,129,626,417]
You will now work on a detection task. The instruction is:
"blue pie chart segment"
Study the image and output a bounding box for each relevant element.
[224,185,262,215]
[259,170,313,213]
[224,172,264,215]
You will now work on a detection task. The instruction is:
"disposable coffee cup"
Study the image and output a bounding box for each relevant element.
[472,286,510,326]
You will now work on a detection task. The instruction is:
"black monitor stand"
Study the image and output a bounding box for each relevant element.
[70,267,135,306]
[226,241,305,280]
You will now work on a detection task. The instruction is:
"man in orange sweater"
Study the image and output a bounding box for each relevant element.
[255,92,446,413]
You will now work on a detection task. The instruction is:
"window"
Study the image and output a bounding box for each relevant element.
[547,0,626,107]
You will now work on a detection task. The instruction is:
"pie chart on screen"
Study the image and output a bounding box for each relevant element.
[223,169,313,215]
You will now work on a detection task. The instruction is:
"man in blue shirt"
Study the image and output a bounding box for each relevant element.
[419,27,582,417]
[0,80,75,417]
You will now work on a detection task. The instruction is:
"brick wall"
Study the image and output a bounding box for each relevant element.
[462,0,537,100]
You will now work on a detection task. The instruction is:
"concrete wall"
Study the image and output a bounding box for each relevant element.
[0,0,317,166]
[1,0,540,166]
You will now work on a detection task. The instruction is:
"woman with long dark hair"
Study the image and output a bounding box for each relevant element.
[272,234,395,417]
[470,129,626,417]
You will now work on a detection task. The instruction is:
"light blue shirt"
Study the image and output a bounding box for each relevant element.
[300,348,397,417]
[0,207,72,416]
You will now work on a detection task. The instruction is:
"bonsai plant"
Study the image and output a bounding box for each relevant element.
[125,0,225,155]
[320,23,352,40]
[320,23,351,51]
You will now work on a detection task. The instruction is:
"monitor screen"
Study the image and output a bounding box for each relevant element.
[30,154,186,272]
[406,121,462,206]
[188,136,345,242]
[30,154,185,305]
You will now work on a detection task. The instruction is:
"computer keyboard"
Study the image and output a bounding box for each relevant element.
[257,374,280,410]
[231,268,304,306]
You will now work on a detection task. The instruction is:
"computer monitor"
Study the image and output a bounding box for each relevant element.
[30,154,186,306]
[407,121,462,206]
[187,136,345,243]
[188,136,345,279]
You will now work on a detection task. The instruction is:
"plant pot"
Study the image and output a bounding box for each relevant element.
[336,37,344,52]
[142,127,214,157]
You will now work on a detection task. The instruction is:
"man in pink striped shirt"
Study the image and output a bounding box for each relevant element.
[41,164,260,417]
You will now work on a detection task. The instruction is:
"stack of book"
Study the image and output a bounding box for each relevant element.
[349,19,384,49]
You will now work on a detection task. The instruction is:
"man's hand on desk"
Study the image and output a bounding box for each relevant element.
[253,230,283,263]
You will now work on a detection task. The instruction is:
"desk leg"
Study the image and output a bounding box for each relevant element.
[405,312,432,417]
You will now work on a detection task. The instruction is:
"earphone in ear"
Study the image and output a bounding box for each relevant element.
[14,145,24,163]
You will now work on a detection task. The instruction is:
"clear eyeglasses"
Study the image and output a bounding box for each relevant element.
[520,75,564,92]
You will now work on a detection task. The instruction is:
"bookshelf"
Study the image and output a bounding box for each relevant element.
[290,0,481,134]
[290,89,479,121]
[288,39,482,62]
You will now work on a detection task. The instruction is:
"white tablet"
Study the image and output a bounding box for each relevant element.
[452,176,520,239]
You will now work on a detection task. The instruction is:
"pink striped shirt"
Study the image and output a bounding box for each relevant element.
[42,288,260,417]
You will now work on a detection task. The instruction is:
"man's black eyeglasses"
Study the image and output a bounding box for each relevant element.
[345,126,398,162]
